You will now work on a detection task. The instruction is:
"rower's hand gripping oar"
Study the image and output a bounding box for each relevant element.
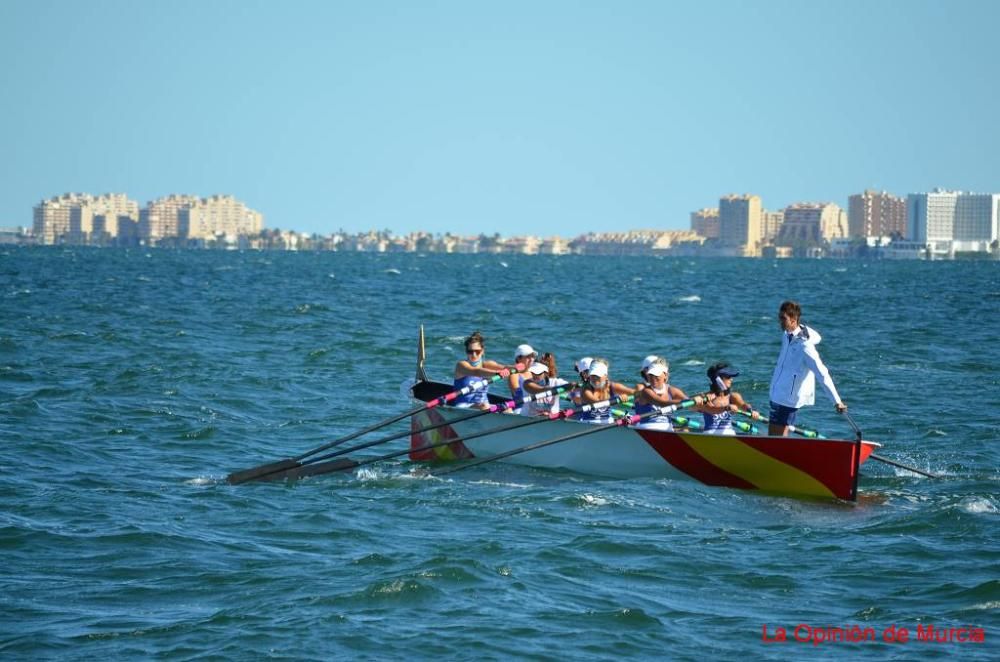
[254,382,579,481]
[436,395,706,476]
[227,370,515,484]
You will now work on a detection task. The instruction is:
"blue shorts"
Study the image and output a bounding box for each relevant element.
[768,401,798,427]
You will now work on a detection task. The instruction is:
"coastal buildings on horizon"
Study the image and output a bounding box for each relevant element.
[4,187,999,260]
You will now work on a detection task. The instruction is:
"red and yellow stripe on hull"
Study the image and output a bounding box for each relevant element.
[638,430,875,500]
[408,408,474,461]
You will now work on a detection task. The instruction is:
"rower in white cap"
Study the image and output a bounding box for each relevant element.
[575,358,637,423]
[507,343,538,405]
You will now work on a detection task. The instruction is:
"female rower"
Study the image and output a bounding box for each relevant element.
[576,359,636,424]
[507,343,538,410]
[633,360,696,430]
[639,355,662,386]
[567,356,593,404]
[453,331,511,409]
[695,363,751,435]
[520,352,570,416]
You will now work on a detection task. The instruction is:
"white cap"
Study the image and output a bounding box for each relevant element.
[514,344,536,359]
[646,363,667,377]
[575,357,593,373]
[528,362,549,375]
[588,361,608,378]
[641,355,661,371]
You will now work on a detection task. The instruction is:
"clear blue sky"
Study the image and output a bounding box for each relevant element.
[1,0,997,237]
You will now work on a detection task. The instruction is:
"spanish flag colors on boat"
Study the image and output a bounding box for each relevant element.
[408,380,878,501]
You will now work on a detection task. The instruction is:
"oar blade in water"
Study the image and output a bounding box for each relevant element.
[258,458,359,481]
[226,459,299,485]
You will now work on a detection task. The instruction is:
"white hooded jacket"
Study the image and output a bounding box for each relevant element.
[769,325,842,409]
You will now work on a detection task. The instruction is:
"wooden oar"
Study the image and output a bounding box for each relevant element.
[739,409,938,479]
[254,383,582,481]
[258,382,577,479]
[736,409,822,438]
[436,397,703,476]
[227,371,513,484]
[840,410,939,479]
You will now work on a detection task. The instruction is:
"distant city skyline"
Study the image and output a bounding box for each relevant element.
[23,185,997,262]
[2,1,998,236]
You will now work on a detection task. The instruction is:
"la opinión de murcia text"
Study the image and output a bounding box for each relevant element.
[762,623,986,646]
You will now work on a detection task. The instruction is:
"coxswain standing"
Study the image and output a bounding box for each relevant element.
[768,301,847,437]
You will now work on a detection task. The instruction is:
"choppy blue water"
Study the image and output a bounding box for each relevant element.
[1,247,997,659]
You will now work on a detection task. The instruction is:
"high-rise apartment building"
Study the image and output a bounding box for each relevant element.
[776,203,847,247]
[34,194,81,244]
[761,210,784,243]
[179,195,264,240]
[848,190,906,238]
[33,193,139,245]
[907,189,1000,251]
[139,194,199,243]
[690,208,720,239]
[718,194,762,255]
[70,194,139,245]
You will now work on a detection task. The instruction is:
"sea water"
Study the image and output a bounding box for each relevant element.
[1,248,997,659]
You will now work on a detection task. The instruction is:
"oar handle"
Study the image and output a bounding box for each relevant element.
[429,372,501,408]
[737,408,823,438]
[430,363,528,407]
[842,410,863,442]
[670,415,703,431]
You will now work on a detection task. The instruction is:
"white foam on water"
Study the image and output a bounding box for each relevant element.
[185,476,216,486]
[967,601,1000,610]
[579,493,609,507]
[499,261,509,268]
[683,359,705,366]
[677,295,701,303]
[355,467,387,481]
[469,479,532,488]
[961,498,998,515]
[373,579,408,594]
[327,273,335,279]
[384,268,401,275]
[834,267,848,272]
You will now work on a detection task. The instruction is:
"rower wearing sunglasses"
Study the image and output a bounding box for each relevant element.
[453,330,511,410]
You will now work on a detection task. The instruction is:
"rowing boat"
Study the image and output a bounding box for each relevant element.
[405,331,879,501]
[406,379,879,501]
